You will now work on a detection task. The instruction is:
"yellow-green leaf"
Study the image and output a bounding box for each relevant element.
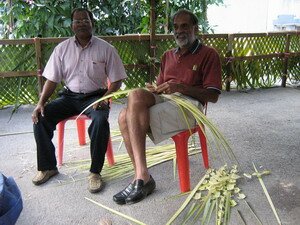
[237,193,246,199]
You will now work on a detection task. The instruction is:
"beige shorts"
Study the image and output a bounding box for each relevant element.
[147,93,203,144]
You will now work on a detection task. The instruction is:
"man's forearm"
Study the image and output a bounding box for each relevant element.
[38,80,57,105]
[178,84,220,103]
[104,80,122,96]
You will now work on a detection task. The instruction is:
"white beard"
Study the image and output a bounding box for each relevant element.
[175,38,189,48]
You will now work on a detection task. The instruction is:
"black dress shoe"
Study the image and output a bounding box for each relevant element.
[125,175,156,204]
[113,183,134,205]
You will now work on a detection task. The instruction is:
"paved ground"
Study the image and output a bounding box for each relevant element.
[0,86,299,225]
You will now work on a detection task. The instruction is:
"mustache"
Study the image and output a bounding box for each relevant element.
[175,33,188,39]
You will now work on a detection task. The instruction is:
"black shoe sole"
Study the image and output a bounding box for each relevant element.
[125,190,154,205]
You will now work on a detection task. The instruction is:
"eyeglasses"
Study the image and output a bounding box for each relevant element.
[72,19,91,25]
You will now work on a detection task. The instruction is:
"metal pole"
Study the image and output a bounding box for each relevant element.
[149,0,156,84]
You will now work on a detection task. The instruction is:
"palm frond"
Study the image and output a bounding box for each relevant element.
[78,89,237,165]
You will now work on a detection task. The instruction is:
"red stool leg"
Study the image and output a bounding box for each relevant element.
[76,119,86,145]
[197,125,209,169]
[57,120,66,166]
[172,131,191,193]
[57,115,116,168]
[106,136,115,166]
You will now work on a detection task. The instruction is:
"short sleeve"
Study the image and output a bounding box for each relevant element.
[42,48,63,83]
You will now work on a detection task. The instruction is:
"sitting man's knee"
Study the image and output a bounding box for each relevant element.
[128,88,145,99]
[128,88,154,106]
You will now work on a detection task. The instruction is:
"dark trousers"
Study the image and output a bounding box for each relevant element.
[33,89,110,174]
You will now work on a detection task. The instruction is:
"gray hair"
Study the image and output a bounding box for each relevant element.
[172,9,199,25]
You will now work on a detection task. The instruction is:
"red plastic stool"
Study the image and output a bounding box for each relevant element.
[57,114,115,167]
[172,124,208,193]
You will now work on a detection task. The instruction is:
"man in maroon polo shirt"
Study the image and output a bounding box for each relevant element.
[113,9,222,204]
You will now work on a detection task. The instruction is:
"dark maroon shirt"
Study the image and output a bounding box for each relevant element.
[157,39,222,93]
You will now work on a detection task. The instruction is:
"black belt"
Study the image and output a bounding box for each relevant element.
[59,86,108,98]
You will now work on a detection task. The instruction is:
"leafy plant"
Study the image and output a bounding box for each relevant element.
[0,0,224,38]
[0,0,74,38]
[167,165,243,225]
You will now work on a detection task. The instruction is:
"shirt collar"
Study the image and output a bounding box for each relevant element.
[73,35,94,48]
[174,39,202,55]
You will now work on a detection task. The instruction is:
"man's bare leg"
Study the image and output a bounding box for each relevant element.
[118,108,136,177]
[113,89,156,205]
[125,89,156,182]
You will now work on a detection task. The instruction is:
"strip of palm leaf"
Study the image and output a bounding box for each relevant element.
[78,89,237,165]
[63,143,200,183]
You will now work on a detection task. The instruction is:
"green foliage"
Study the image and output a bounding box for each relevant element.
[0,0,76,38]
[90,0,151,35]
[162,0,224,33]
[0,0,224,38]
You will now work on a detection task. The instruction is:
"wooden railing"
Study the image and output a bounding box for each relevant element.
[0,32,299,107]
